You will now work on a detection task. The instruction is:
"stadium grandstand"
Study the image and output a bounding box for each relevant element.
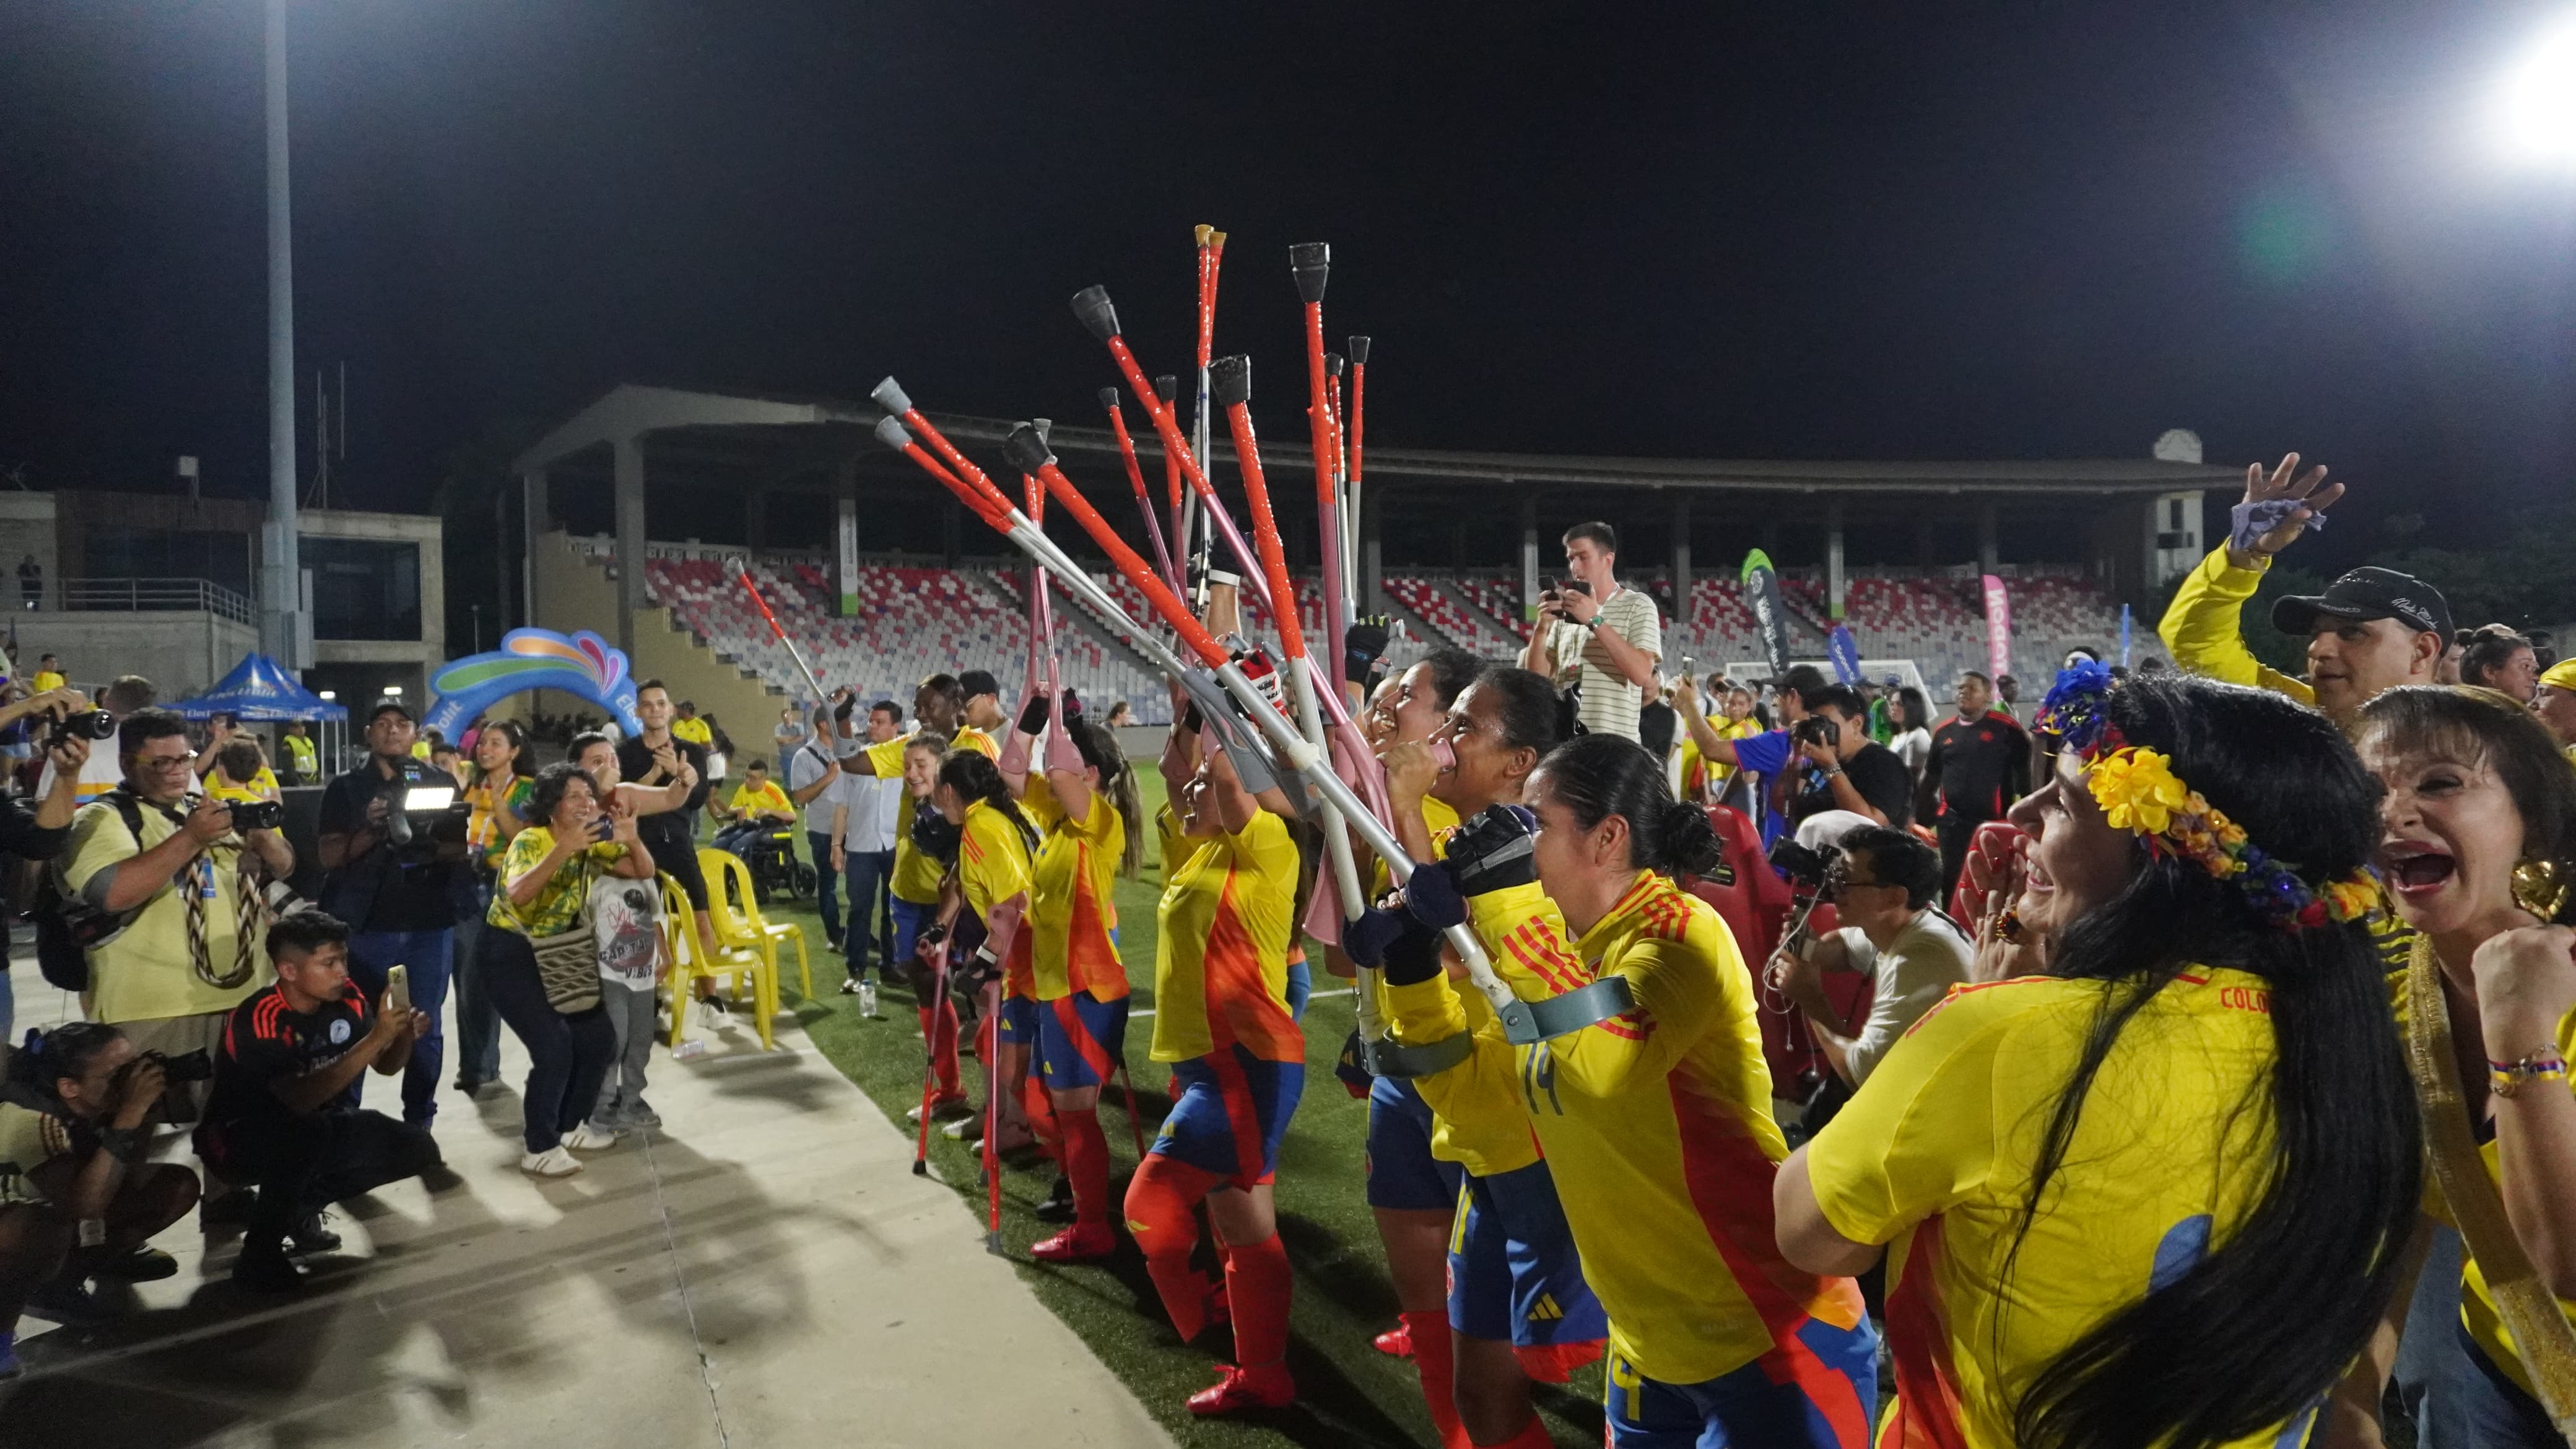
[507,384,2239,721]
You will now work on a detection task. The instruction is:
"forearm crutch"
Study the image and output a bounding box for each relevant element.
[869,385,1634,1045]
[1290,245,1357,702]
[1068,286,1277,618]
[731,559,833,707]
[1102,388,1180,593]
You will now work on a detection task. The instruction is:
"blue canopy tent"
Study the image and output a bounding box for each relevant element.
[168,653,350,779]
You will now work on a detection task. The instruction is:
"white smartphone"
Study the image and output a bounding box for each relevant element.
[385,963,411,1018]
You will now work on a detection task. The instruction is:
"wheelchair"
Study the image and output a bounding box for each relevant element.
[726,822,817,905]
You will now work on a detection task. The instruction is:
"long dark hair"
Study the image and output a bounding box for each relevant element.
[939,749,1037,852]
[2359,684,2576,917]
[1063,717,1147,877]
[2009,671,2419,1449]
[1531,734,1721,877]
[471,719,528,785]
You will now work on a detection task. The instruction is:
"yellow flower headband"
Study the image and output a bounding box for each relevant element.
[2086,745,2377,930]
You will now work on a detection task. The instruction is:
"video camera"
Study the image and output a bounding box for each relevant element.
[380,760,469,860]
[1768,836,1840,894]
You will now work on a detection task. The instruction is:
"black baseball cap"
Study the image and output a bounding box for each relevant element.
[367,700,416,726]
[958,669,1001,700]
[2271,567,2452,642]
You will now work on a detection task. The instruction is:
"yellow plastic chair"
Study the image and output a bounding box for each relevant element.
[699,848,812,1001]
[661,871,778,1050]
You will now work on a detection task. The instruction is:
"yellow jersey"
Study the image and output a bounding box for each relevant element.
[2421,991,2576,1401]
[1371,795,1540,1179]
[859,727,997,905]
[1027,781,1126,1003]
[2156,547,2316,707]
[955,798,1037,999]
[1390,871,1865,1386]
[726,780,792,817]
[28,671,63,694]
[1151,810,1302,1065]
[1805,968,2301,1449]
[671,716,715,748]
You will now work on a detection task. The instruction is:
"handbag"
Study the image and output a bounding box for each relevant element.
[2404,936,2576,1443]
[528,861,604,1016]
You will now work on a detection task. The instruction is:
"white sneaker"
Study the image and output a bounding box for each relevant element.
[520,1146,583,1178]
[562,1122,620,1152]
[695,998,728,1032]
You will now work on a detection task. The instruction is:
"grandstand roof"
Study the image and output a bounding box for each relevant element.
[516,382,2242,497]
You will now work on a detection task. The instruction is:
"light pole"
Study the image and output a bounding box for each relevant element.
[261,0,306,669]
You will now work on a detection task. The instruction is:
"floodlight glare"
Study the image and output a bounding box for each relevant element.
[2498,20,2576,162]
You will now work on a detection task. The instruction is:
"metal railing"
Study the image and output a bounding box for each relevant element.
[52,577,258,624]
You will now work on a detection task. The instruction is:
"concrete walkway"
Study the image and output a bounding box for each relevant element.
[4,978,1175,1449]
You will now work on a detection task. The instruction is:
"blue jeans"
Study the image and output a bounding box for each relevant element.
[807,830,843,941]
[843,848,895,978]
[450,886,503,1087]
[345,928,456,1126]
[2398,1224,2561,1447]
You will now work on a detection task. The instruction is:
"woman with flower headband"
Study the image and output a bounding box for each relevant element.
[1774,665,2423,1449]
[2325,686,2576,1447]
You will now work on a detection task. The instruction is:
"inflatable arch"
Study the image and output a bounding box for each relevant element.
[424,629,642,742]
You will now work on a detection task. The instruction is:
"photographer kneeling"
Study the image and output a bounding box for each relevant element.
[0,1024,200,1369]
[193,912,440,1293]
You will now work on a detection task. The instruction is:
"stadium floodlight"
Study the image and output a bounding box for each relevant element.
[380,685,402,697]
[2497,17,2576,163]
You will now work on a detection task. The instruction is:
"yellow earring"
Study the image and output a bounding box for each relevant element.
[2510,858,2569,922]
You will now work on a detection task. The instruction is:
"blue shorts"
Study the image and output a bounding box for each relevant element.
[1035,993,1129,1091]
[1603,1318,1878,1449]
[890,897,934,967]
[1151,1045,1303,1186]
[1365,1074,1463,1212]
[996,994,1042,1048]
[1448,1158,1608,1349]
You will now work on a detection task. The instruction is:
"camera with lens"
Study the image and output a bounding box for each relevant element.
[222,798,285,832]
[127,1048,215,1086]
[45,707,116,749]
[1768,837,1840,892]
[380,761,469,861]
[1791,715,1841,750]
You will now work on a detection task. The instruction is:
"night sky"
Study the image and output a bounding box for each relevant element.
[6,1,2575,574]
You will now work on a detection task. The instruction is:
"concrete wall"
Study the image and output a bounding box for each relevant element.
[0,494,59,609]
[302,507,450,672]
[17,611,261,699]
[526,529,785,736]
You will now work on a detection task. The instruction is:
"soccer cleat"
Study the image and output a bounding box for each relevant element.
[520,1145,585,1178]
[1186,1362,1295,1416]
[1372,1322,1414,1358]
[230,1239,306,1295]
[287,1212,341,1256]
[562,1122,620,1152]
[1028,1223,1116,1263]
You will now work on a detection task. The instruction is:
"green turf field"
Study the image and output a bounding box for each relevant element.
[759,770,1606,1449]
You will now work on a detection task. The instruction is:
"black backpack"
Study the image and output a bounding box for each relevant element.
[33,791,155,993]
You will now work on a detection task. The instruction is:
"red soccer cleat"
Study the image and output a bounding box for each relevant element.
[1029,1223,1116,1263]
[1186,1362,1295,1416]
[1372,1321,1414,1358]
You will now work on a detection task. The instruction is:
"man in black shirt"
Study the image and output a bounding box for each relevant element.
[617,680,714,962]
[316,702,466,1128]
[1915,669,2032,895]
[196,912,440,1292]
[1788,686,1913,829]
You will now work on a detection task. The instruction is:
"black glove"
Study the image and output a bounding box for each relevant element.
[913,921,949,962]
[910,807,961,864]
[1344,617,1391,681]
[1344,903,1408,968]
[1444,804,1541,897]
[1381,913,1447,987]
[1180,699,1203,734]
[834,693,858,723]
[1017,692,1050,736]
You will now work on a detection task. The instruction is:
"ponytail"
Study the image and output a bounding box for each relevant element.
[939,749,1037,852]
[1533,734,1717,876]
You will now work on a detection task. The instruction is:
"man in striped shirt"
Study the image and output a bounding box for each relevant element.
[1521,522,1662,742]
